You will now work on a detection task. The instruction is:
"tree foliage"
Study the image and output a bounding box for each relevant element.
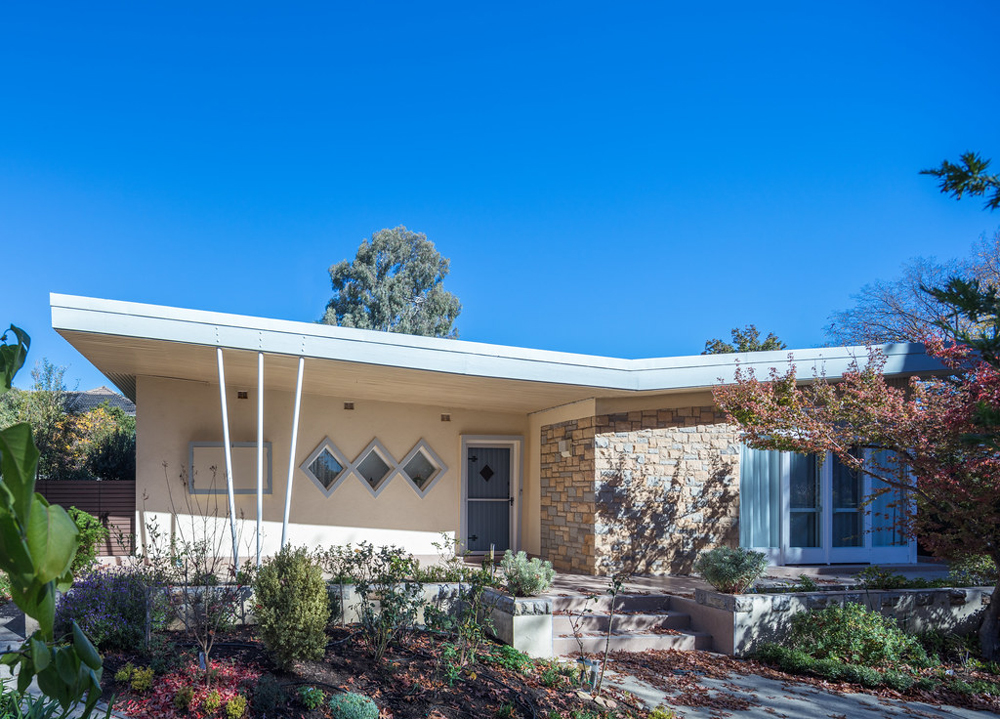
[0,371,135,481]
[826,232,1000,345]
[702,324,786,354]
[321,226,461,338]
[921,151,1000,211]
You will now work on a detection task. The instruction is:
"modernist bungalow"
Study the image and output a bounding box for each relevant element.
[51,294,943,575]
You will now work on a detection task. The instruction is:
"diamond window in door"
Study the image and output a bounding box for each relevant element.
[352,439,397,497]
[398,439,448,497]
[301,439,351,497]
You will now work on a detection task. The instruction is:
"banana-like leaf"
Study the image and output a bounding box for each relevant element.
[26,498,78,585]
[73,621,102,670]
[0,324,29,392]
[29,635,50,671]
[0,422,40,525]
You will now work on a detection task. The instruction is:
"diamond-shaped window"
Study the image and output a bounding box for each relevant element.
[397,439,448,497]
[352,439,397,497]
[301,439,350,497]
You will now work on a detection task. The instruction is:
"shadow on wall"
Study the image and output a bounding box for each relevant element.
[596,452,738,577]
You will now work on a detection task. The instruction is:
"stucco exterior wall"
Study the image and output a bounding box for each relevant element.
[539,404,741,576]
[135,375,528,559]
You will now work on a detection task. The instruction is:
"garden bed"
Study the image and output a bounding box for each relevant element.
[103,625,637,719]
[687,585,992,656]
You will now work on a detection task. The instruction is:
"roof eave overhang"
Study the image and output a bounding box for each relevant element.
[50,294,947,406]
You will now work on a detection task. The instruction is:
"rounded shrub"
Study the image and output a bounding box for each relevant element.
[499,550,555,597]
[328,691,378,719]
[693,546,767,594]
[67,507,108,576]
[55,568,154,651]
[254,545,329,669]
[789,602,928,668]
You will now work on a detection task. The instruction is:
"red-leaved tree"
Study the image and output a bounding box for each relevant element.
[713,319,1000,659]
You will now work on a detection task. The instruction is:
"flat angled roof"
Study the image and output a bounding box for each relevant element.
[51,293,944,412]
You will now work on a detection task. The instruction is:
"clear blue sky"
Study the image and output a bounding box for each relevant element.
[2,1,997,391]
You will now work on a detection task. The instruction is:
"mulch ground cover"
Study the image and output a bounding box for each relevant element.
[102,625,647,719]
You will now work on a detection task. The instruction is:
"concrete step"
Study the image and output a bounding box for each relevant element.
[550,593,672,614]
[552,610,693,634]
[552,628,713,656]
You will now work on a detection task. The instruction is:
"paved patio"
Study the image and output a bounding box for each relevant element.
[539,559,952,599]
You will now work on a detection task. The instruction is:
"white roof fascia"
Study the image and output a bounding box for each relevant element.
[50,294,945,392]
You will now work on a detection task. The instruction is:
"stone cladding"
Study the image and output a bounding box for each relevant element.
[540,407,741,576]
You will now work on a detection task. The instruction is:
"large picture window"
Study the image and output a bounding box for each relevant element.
[740,446,913,565]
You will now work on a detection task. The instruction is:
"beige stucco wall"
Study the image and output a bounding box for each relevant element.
[135,375,528,558]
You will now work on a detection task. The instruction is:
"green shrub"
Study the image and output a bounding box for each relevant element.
[353,543,425,662]
[914,676,940,692]
[251,675,287,715]
[328,691,379,719]
[202,689,223,714]
[694,547,767,594]
[883,670,915,692]
[811,657,847,681]
[85,428,136,482]
[173,685,194,711]
[500,551,554,597]
[486,645,532,674]
[855,565,908,590]
[254,545,330,669]
[948,554,998,586]
[225,694,248,719]
[129,666,154,692]
[0,571,10,603]
[66,507,108,576]
[298,686,325,710]
[536,660,571,689]
[842,664,884,688]
[788,602,928,668]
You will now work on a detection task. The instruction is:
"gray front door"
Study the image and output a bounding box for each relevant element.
[466,446,511,552]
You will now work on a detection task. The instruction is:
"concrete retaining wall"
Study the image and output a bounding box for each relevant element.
[689,586,992,657]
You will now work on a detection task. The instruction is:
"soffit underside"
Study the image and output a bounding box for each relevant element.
[57,330,650,413]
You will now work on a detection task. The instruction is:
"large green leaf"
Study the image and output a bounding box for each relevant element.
[0,422,39,525]
[73,621,102,670]
[26,498,78,584]
[0,325,29,393]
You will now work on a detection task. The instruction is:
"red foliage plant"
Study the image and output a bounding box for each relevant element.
[117,658,261,719]
[713,338,1000,659]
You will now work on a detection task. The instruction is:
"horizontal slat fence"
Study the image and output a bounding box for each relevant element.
[35,480,136,556]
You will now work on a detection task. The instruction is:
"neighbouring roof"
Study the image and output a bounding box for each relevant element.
[51,294,946,414]
[63,386,136,416]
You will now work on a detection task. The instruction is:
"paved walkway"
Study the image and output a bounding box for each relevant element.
[607,667,997,719]
[541,560,951,599]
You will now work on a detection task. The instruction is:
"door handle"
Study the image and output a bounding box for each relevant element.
[509,497,514,506]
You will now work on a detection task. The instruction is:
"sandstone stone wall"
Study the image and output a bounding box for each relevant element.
[540,407,741,576]
[539,417,597,574]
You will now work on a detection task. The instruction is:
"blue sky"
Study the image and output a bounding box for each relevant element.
[2,1,998,390]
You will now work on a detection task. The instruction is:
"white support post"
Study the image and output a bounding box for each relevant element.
[216,347,240,571]
[281,356,305,548]
[256,351,264,567]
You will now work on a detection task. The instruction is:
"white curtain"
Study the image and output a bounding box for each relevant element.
[740,445,782,549]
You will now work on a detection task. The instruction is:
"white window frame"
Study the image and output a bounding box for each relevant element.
[300,437,352,498]
[351,438,398,498]
[395,438,448,498]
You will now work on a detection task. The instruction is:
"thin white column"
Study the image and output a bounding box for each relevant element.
[256,351,264,567]
[216,347,240,570]
[281,356,305,548]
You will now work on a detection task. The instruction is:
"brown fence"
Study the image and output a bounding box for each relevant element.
[35,480,136,556]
